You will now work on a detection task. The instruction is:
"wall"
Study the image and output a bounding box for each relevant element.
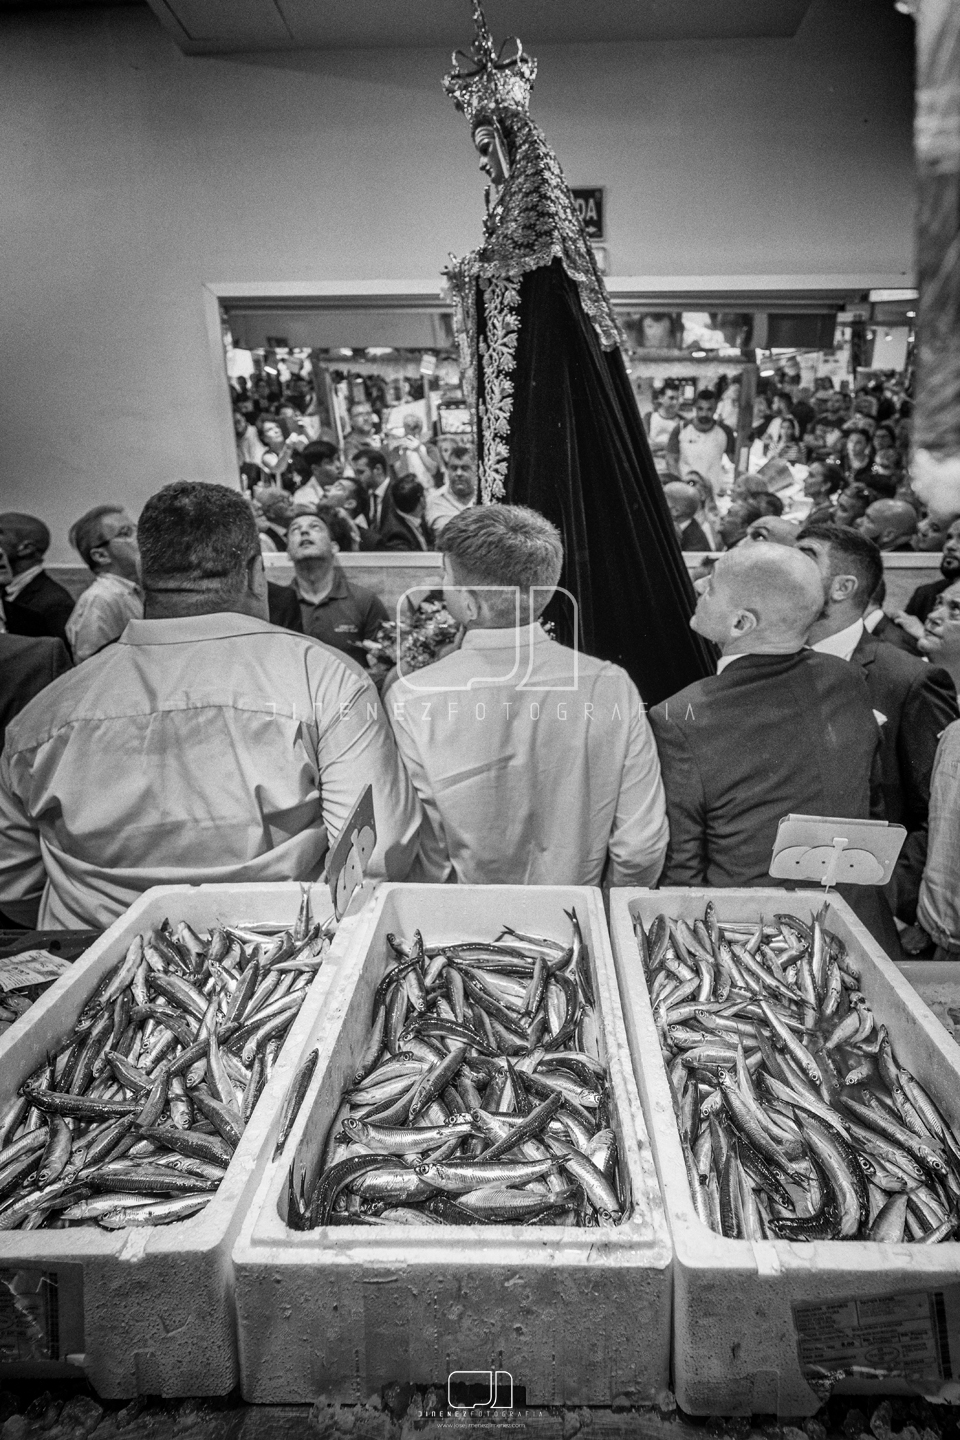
[1,1,915,561]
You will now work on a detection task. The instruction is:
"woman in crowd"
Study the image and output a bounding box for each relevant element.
[803,460,844,525]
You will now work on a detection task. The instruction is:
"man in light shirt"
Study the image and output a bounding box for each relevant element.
[0,481,420,929]
[425,446,477,538]
[796,523,958,925]
[388,505,668,886]
[66,505,143,663]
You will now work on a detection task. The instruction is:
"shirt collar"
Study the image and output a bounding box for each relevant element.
[4,564,44,600]
[292,564,347,604]
[118,610,279,646]
[460,623,550,651]
[92,572,141,595]
[716,652,747,673]
[810,618,865,662]
[863,609,883,633]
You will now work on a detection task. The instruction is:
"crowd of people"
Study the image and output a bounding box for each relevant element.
[1,441,959,964]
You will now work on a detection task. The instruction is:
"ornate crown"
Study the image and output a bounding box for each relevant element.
[443,1,537,127]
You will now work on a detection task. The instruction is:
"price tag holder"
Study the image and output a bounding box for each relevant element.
[770,813,906,890]
[326,785,377,920]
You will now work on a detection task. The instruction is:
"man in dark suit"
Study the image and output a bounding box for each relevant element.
[664,481,711,552]
[0,514,75,647]
[375,476,434,552]
[0,634,71,750]
[266,581,303,631]
[798,523,960,923]
[649,542,895,949]
[865,579,920,655]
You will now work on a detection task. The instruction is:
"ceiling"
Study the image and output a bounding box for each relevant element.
[139,0,815,55]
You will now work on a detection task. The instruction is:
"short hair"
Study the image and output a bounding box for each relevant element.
[256,488,293,525]
[846,427,873,443]
[352,447,390,477]
[138,482,259,596]
[727,501,765,528]
[448,444,475,463]
[695,389,716,405]
[659,378,681,394]
[391,475,426,516]
[440,505,563,622]
[314,502,355,551]
[335,476,370,524]
[756,492,785,517]
[301,440,339,468]
[440,506,564,619]
[795,522,883,611]
[837,482,874,514]
[0,512,51,560]
[68,505,125,572]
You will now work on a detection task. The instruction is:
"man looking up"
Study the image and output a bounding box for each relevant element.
[389,505,668,886]
[675,389,735,496]
[919,580,960,698]
[66,506,142,662]
[663,482,710,552]
[0,513,75,647]
[797,523,958,923]
[425,445,477,537]
[285,510,387,668]
[0,482,419,929]
[649,543,891,945]
[895,517,960,636]
[644,378,682,480]
[856,499,918,551]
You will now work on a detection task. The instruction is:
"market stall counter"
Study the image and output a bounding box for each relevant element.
[0,882,366,1399]
[609,888,960,1419]
[233,884,672,1407]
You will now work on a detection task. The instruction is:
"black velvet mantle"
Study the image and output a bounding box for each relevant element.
[493,259,716,706]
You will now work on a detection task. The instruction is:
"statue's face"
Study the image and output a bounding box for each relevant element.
[473,122,508,189]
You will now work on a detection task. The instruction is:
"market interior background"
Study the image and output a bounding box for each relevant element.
[1,0,915,563]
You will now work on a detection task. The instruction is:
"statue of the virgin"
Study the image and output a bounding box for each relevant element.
[443,4,715,704]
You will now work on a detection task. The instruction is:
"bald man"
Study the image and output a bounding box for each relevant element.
[649,544,885,925]
[856,499,918,552]
[663,482,711,552]
[0,513,75,648]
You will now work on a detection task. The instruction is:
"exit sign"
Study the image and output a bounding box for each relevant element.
[572,187,604,241]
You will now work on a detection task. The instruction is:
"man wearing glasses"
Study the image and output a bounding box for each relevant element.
[66,505,143,662]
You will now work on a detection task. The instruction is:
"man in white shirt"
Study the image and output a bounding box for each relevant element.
[0,481,420,929]
[66,506,143,663]
[425,445,477,537]
[797,521,959,925]
[674,389,735,495]
[643,378,682,479]
[388,505,668,886]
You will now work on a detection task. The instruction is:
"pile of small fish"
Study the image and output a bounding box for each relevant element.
[291,911,626,1228]
[636,904,960,1243]
[0,892,331,1231]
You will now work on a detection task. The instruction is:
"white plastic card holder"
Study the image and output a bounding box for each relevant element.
[769,813,907,890]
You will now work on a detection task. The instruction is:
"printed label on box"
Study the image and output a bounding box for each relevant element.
[0,950,72,993]
[0,1267,84,1365]
[794,1290,955,1385]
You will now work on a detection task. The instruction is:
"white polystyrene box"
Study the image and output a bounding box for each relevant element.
[610,888,960,1418]
[233,883,672,1407]
[0,881,363,1398]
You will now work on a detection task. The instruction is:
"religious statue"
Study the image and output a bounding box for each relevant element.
[443,3,715,704]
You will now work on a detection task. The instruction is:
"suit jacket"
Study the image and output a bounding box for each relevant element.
[680,518,711,553]
[0,634,72,750]
[852,632,959,920]
[375,511,434,553]
[650,649,882,890]
[266,581,303,632]
[906,576,951,624]
[871,613,920,656]
[2,572,75,648]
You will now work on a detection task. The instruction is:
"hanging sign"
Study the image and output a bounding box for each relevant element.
[571,187,605,240]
